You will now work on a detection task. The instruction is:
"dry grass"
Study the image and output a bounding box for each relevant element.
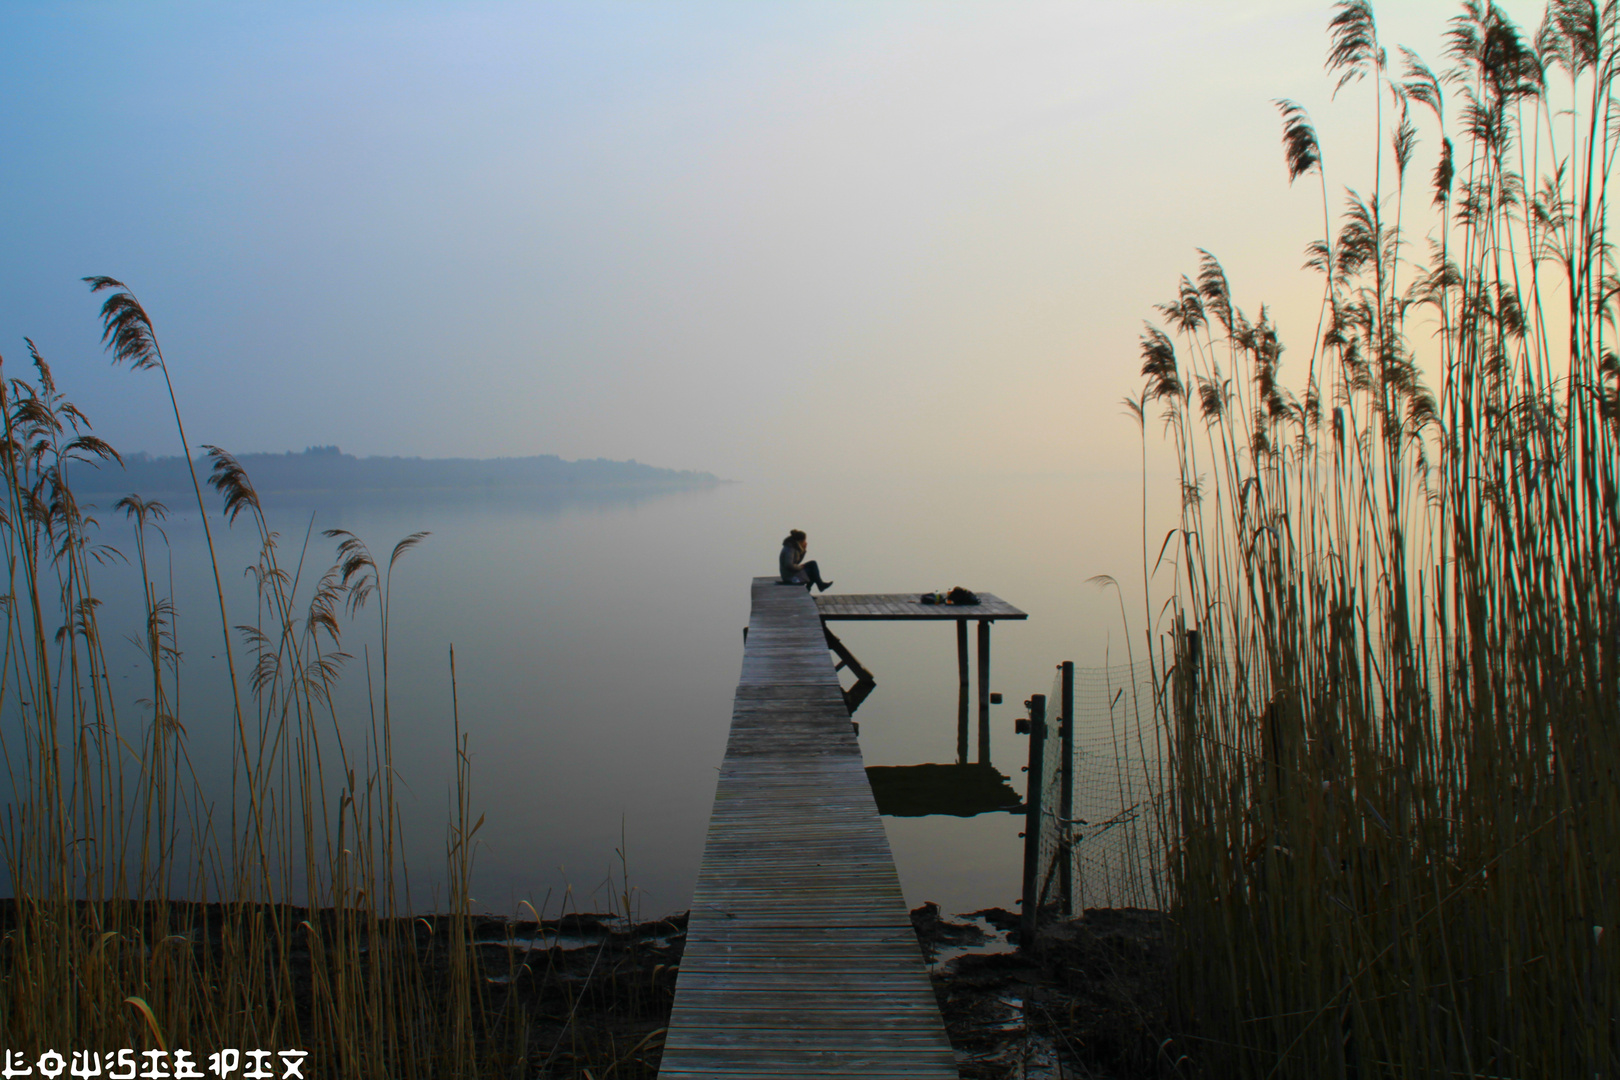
[0,282,531,1077]
[1134,2,1619,1076]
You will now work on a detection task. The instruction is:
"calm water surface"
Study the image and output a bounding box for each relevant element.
[29,472,1150,920]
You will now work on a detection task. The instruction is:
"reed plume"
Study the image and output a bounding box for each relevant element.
[0,287,517,1078]
[1136,2,1619,1075]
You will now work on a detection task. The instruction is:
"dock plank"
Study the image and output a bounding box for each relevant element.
[814,592,1027,622]
[659,578,959,1079]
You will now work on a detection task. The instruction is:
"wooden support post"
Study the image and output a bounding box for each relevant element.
[823,623,876,716]
[842,677,876,716]
[977,620,991,765]
[1059,660,1075,917]
[1020,693,1046,948]
[956,620,970,765]
[822,624,873,683]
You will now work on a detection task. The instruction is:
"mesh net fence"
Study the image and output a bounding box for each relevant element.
[1070,660,1167,910]
[1026,660,1169,915]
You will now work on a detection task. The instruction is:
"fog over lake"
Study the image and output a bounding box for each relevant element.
[46,468,1155,919]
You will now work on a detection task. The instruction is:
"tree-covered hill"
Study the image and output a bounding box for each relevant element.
[71,445,722,495]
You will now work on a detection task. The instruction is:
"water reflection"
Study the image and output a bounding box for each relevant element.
[4,470,1148,920]
[865,763,1023,818]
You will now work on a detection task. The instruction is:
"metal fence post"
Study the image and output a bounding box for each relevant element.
[1059,660,1075,917]
[1019,693,1046,947]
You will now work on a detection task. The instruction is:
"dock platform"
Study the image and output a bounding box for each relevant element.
[657,578,959,1079]
[816,592,1027,766]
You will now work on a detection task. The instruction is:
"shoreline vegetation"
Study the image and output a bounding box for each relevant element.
[0,274,1159,1080]
[71,446,724,497]
[1128,1,1620,1077]
[0,279,592,1078]
[6,2,1615,1078]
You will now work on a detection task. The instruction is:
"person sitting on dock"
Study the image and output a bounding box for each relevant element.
[779,529,833,592]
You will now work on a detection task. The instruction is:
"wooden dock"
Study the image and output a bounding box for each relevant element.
[816,592,1027,766]
[657,578,960,1079]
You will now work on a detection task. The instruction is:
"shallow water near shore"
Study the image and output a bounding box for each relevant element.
[6,469,1156,919]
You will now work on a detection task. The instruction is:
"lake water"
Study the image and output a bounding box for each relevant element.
[16,470,1156,921]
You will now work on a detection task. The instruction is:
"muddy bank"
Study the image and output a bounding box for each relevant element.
[466,910,685,1078]
[0,900,683,1079]
[1,899,1172,1077]
[911,904,1175,1079]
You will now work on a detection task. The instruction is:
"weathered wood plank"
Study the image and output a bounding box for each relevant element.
[814,592,1026,622]
[659,1047,959,1074]
[660,577,959,1079]
[661,1029,951,1049]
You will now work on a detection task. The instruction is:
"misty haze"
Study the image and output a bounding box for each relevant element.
[1,3,1614,1078]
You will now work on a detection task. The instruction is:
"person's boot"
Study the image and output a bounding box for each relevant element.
[817,580,834,592]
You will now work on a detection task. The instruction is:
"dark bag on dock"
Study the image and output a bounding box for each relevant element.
[921,588,981,605]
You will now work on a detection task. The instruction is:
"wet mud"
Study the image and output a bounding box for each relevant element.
[468,911,685,1078]
[912,904,1175,1079]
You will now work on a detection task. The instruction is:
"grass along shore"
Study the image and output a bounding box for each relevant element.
[1132,2,1620,1076]
[0,280,528,1078]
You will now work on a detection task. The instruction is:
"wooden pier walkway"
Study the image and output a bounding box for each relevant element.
[657,578,960,1079]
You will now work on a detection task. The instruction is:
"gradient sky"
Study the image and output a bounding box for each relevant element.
[0,1,1543,484]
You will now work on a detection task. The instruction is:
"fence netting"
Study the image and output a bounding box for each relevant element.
[1027,660,1168,918]
[1072,660,1166,910]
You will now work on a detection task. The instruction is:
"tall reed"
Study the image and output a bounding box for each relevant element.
[0,282,504,1077]
[1135,2,1618,1075]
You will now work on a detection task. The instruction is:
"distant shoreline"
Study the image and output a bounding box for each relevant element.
[70,446,726,496]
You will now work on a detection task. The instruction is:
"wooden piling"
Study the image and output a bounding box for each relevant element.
[977,620,991,765]
[956,619,970,764]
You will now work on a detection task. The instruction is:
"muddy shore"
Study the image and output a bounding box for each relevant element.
[0,901,1173,1078]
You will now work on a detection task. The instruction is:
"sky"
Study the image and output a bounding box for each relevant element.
[0,1,1551,485]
